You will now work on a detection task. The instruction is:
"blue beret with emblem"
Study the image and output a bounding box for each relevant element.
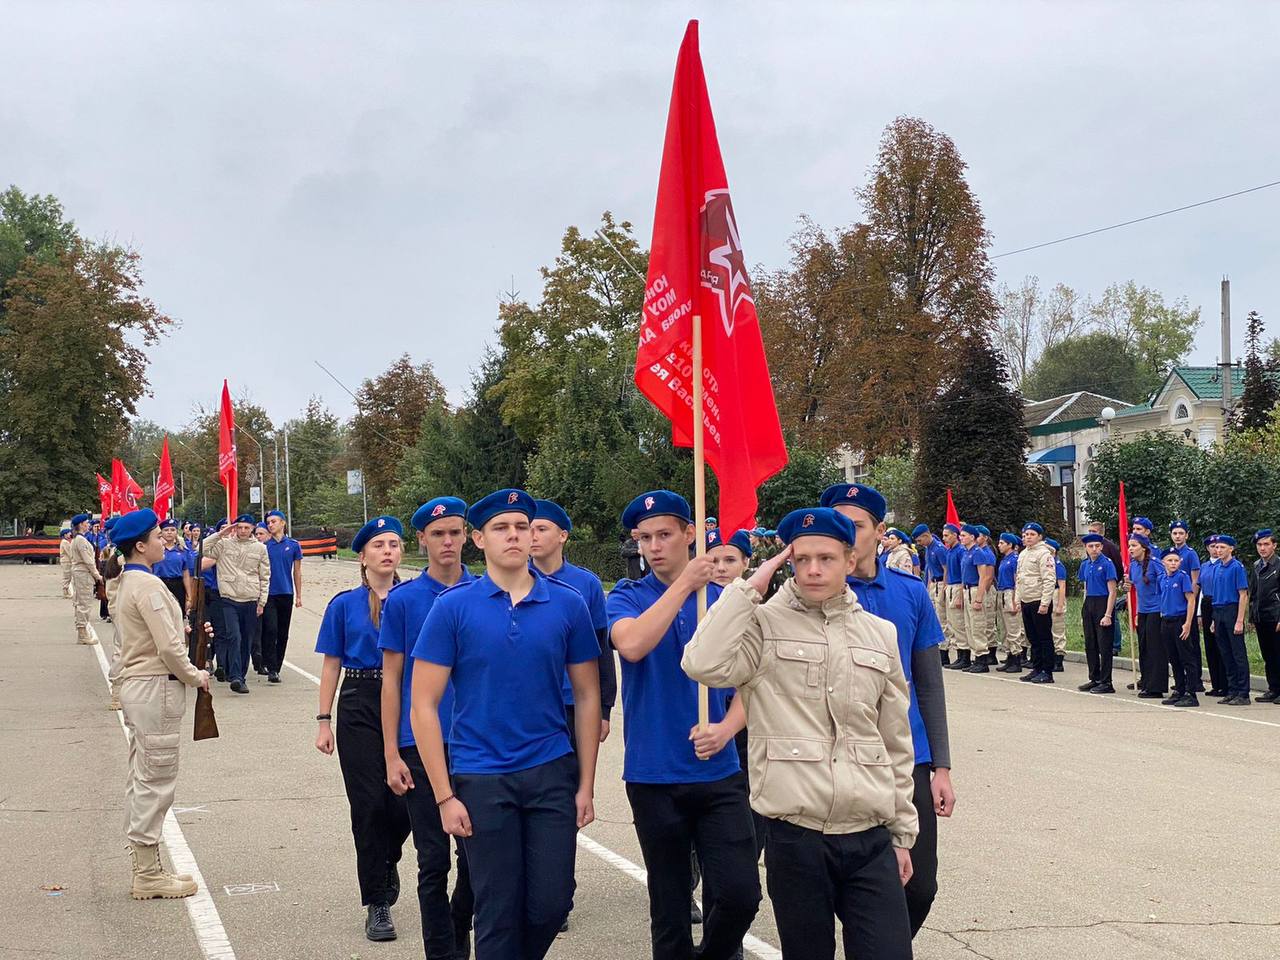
[1080,533,1104,545]
[352,515,404,553]
[1255,528,1275,543]
[159,518,177,530]
[234,513,255,525]
[886,528,910,545]
[1169,519,1189,532]
[621,490,692,530]
[1133,516,1153,530]
[468,489,535,531]
[819,483,887,523]
[112,508,159,548]
[266,509,286,522]
[1021,521,1044,535]
[533,499,573,533]
[412,497,468,531]
[778,507,856,547]
[1128,532,1152,550]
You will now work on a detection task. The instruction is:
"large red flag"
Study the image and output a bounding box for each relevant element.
[120,463,143,512]
[96,473,113,519]
[1117,481,1136,630]
[945,488,962,529]
[218,380,238,521]
[636,20,787,535]
[154,437,175,521]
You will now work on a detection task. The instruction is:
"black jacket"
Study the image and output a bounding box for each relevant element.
[1250,555,1280,623]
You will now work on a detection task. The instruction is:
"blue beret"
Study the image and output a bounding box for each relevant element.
[1080,533,1104,545]
[71,513,91,526]
[1128,533,1152,550]
[352,515,404,553]
[943,522,961,535]
[255,522,268,531]
[999,532,1022,547]
[214,518,228,531]
[819,483,886,523]
[1160,545,1183,559]
[974,524,991,538]
[1203,534,1219,546]
[886,528,910,544]
[910,523,930,539]
[1169,520,1189,532]
[412,496,467,531]
[1133,516,1153,530]
[778,507,856,547]
[706,516,718,525]
[533,499,573,533]
[104,516,119,531]
[234,513,255,525]
[112,508,158,546]
[468,488,535,530]
[764,529,778,537]
[159,518,177,530]
[266,509,285,522]
[705,527,724,550]
[960,524,980,537]
[1046,538,1060,551]
[59,527,71,535]
[621,490,692,530]
[1217,534,1237,548]
[728,529,753,558]
[1021,521,1045,535]
[1255,528,1275,542]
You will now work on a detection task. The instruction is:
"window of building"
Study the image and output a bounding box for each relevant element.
[1173,401,1191,421]
[1197,424,1215,450]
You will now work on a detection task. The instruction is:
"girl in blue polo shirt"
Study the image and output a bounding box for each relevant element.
[1126,534,1167,698]
[1157,548,1197,706]
[314,516,412,943]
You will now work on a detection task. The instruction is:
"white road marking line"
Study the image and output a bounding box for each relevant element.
[288,657,785,958]
[91,642,236,960]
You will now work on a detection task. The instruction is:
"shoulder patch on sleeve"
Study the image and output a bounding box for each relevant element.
[150,592,167,611]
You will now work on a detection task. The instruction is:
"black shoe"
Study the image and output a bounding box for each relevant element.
[1126,682,1136,690]
[559,915,570,933]
[1205,689,1227,698]
[1054,655,1065,672]
[1226,695,1252,706]
[1173,695,1199,707]
[1218,696,1235,705]
[690,898,702,924]
[940,650,951,666]
[230,680,249,694]
[1137,691,1163,699]
[1090,684,1115,694]
[1161,693,1183,705]
[945,653,971,671]
[1020,671,1040,682]
[365,903,396,942]
[1078,680,1098,691]
[267,672,281,683]
[386,863,399,907]
[214,667,226,682]
[1257,690,1279,703]
[966,662,990,673]
[255,666,268,676]
[1029,672,1053,684]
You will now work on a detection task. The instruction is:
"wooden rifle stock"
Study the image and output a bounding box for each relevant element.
[192,537,219,741]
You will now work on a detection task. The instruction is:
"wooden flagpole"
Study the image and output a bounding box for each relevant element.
[692,314,710,730]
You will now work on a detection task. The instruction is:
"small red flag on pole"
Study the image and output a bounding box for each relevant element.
[218,381,238,522]
[945,488,962,529]
[96,473,113,519]
[154,437,175,521]
[1117,480,1138,684]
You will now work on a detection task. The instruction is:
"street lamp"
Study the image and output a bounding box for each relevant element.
[238,425,267,515]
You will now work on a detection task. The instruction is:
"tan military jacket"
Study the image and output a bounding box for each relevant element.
[1015,541,1058,605]
[58,537,73,567]
[69,533,99,576]
[682,577,918,847]
[115,568,201,685]
[203,528,270,605]
[884,544,916,575]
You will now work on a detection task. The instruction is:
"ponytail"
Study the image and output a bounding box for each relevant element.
[360,563,400,630]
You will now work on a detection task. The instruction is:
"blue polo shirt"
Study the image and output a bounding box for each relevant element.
[1173,544,1200,577]
[944,543,964,584]
[606,575,736,784]
[378,567,474,748]
[315,585,384,670]
[535,560,607,707]
[923,541,947,584]
[1199,558,1219,601]
[1129,559,1162,613]
[959,546,978,586]
[848,565,944,767]
[1210,557,1249,607]
[414,572,599,775]
[996,552,1018,591]
[266,536,303,596]
[152,544,189,579]
[1078,555,1117,597]
[200,559,218,591]
[1055,559,1066,583]
[1159,570,1193,618]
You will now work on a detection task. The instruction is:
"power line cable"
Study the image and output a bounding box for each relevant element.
[312,360,415,452]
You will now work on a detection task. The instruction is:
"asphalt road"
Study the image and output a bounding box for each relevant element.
[2,558,1277,959]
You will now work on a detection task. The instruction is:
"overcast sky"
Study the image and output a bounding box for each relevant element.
[6,1,1278,427]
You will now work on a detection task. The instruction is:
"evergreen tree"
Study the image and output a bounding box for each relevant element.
[913,335,1052,534]
[1236,310,1277,432]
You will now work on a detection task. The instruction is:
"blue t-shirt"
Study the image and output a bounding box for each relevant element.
[1078,555,1117,597]
[315,585,384,670]
[1210,557,1249,607]
[266,536,303,596]
[1199,558,1219,601]
[944,543,964,584]
[1055,559,1066,582]
[848,566,944,766]
[535,560,607,706]
[200,558,218,591]
[962,545,994,587]
[1173,544,1200,577]
[1159,569,1193,617]
[996,552,1018,591]
[414,572,599,775]
[377,567,474,748]
[1129,559,1162,613]
[606,575,736,784]
[152,544,189,579]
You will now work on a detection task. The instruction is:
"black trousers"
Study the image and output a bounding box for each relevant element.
[1162,617,1198,695]
[336,676,411,906]
[454,753,579,960]
[160,576,186,613]
[1082,596,1113,684]
[400,745,473,959]
[731,725,767,862]
[1137,612,1167,693]
[198,590,222,666]
[261,594,294,674]
[1202,596,1226,692]
[1255,618,1280,693]
[764,821,912,960]
[904,763,938,936]
[1021,601,1054,676]
[1211,604,1251,698]
[626,774,762,960]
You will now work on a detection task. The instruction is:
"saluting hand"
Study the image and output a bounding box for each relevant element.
[386,756,414,796]
[746,545,792,596]
[441,797,472,837]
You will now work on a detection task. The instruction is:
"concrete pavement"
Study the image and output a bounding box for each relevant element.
[1,558,1277,959]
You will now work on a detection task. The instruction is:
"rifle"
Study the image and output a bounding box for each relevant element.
[192,534,219,741]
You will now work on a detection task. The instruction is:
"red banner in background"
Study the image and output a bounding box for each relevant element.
[218,380,238,521]
[1117,481,1137,630]
[154,437,175,521]
[945,488,962,528]
[96,473,112,519]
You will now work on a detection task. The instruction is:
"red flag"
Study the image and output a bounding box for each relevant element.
[96,473,113,519]
[218,380,238,521]
[945,488,962,529]
[119,463,143,512]
[1117,481,1137,630]
[635,20,787,534]
[154,437,175,521]
[111,459,128,513]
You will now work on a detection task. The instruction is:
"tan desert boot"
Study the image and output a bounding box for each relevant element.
[129,843,196,899]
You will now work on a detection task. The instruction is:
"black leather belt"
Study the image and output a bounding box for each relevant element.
[344,668,382,680]
[168,674,180,681]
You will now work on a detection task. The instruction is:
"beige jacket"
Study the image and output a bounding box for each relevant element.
[682,578,918,848]
[203,528,270,605]
[58,537,73,567]
[884,544,916,575]
[1015,541,1058,605]
[115,569,202,685]
[69,534,98,576]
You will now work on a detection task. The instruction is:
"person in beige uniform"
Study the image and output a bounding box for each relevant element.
[1047,539,1068,670]
[683,506,917,960]
[202,513,270,694]
[58,527,75,598]
[1015,522,1060,683]
[68,513,102,644]
[111,509,211,900]
[882,529,916,575]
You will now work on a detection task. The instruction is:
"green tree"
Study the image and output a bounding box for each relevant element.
[351,354,446,506]
[1235,310,1277,431]
[176,393,277,520]
[865,452,917,524]
[754,447,842,527]
[281,397,347,524]
[1021,331,1155,403]
[1087,280,1200,381]
[1082,433,1206,536]
[0,186,78,307]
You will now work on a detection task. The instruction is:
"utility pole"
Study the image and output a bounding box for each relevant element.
[273,434,281,509]
[1221,277,1233,435]
[284,429,293,535]
[362,465,369,524]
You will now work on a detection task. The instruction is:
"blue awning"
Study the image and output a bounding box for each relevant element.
[1028,444,1076,465]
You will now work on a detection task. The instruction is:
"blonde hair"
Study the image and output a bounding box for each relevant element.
[359,562,400,629]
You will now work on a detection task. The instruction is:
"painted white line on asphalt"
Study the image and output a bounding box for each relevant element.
[287,660,785,958]
[575,833,783,960]
[91,642,237,960]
